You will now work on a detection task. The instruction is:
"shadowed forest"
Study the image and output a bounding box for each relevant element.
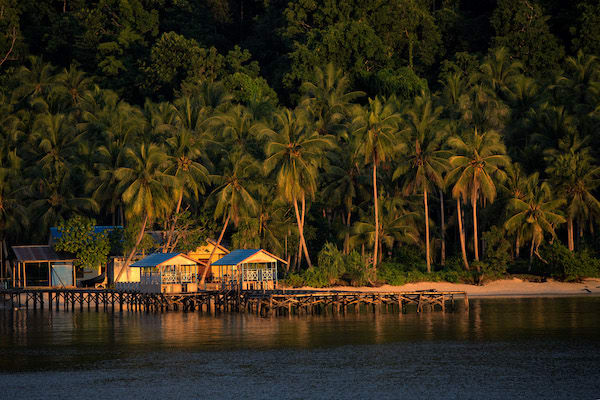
[1,0,599,286]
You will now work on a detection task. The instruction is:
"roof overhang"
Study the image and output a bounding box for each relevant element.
[130,252,199,268]
[12,245,75,263]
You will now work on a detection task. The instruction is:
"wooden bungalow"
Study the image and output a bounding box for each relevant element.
[11,245,75,288]
[211,249,286,290]
[116,252,202,294]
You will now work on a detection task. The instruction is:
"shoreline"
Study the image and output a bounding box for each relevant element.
[292,278,600,298]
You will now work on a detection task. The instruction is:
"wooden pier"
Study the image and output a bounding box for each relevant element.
[0,288,468,316]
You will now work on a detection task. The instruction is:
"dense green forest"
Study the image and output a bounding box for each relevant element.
[1,0,600,285]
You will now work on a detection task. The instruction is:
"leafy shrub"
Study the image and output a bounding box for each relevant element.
[540,242,600,281]
[482,226,511,276]
[343,250,373,286]
[284,244,370,287]
[317,243,346,285]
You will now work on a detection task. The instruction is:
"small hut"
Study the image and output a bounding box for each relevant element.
[116,253,202,294]
[211,249,286,290]
[11,245,75,288]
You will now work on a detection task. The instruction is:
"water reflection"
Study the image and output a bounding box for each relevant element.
[1,297,599,398]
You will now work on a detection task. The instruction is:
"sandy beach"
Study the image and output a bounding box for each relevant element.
[296,278,600,297]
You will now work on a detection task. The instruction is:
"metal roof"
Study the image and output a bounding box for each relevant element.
[50,225,123,240]
[130,252,198,267]
[12,245,74,262]
[211,249,262,266]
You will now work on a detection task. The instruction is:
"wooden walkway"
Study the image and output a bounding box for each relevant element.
[0,288,468,316]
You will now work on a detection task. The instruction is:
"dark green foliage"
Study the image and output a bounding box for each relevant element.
[356,67,428,99]
[55,215,110,272]
[539,242,600,281]
[482,226,512,276]
[1,0,600,287]
[491,0,564,75]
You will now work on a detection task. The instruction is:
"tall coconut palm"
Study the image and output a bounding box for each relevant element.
[322,147,365,254]
[262,108,334,268]
[478,47,523,95]
[300,63,364,137]
[556,51,599,116]
[216,104,262,157]
[544,135,600,251]
[163,127,210,251]
[200,154,259,284]
[33,113,81,180]
[29,173,99,238]
[505,175,566,268]
[350,197,419,263]
[114,143,174,281]
[55,64,93,107]
[448,128,510,264]
[12,56,55,101]
[351,97,402,270]
[501,162,535,258]
[394,93,449,272]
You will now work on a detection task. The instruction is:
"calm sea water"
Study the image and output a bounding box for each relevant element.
[1,297,599,399]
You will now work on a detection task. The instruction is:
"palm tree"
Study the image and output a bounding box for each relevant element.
[216,104,261,157]
[29,173,99,238]
[351,97,402,270]
[114,143,174,281]
[300,63,363,137]
[32,113,81,180]
[556,51,599,116]
[200,154,259,284]
[505,175,566,268]
[448,128,510,264]
[12,56,55,101]
[501,162,534,258]
[544,135,600,251]
[394,93,449,272]
[478,47,523,95]
[350,197,419,264]
[163,127,210,251]
[262,108,334,268]
[322,147,364,254]
[55,64,93,107]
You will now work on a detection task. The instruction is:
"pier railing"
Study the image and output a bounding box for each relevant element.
[0,288,468,315]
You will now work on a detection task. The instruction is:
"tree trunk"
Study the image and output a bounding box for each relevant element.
[116,215,148,283]
[472,188,479,262]
[424,185,431,273]
[440,189,446,266]
[515,235,520,259]
[293,195,312,268]
[528,237,535,271]
[457,198,470,271]
[567,217,574,251]
[372,160,379,271]
[344,209,351,255]
[164,190,183,252]
[200,213,230,285]
[0,239,3,281]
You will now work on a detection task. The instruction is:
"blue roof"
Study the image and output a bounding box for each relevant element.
[130,252,196,267]
[50,225,123,240]
[211,249,261,266]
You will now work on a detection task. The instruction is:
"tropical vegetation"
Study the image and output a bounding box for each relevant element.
[1,0,600,285]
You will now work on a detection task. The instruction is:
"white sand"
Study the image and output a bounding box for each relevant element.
[295,278,600,297]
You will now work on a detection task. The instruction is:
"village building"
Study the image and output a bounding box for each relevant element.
[11,245,75,288]
[211,249,286,290]
[115,252,201,294]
